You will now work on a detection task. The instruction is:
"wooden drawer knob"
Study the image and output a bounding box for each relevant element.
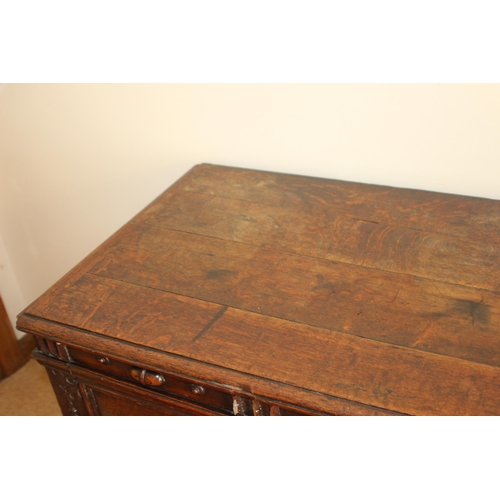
[191,384,205,396]
[130,367,165,387]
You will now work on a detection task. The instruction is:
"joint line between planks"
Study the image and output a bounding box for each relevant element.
[191,305,228,343]
[139,224,500,296]
[85,272,500,370]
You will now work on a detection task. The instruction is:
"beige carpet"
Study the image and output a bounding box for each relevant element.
[0,359,62,416]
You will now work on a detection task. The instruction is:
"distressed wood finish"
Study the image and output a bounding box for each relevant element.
[17,164,500,415]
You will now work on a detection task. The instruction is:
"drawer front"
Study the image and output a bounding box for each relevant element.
[35,338,326,415]
[67,346,235,414]
[40,356,226,416]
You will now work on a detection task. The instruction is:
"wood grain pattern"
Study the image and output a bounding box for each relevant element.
[84,226,500,368]
[17,163,500,415]
[187,308,500,416]
[140,188,500,291]
[168,164,500,244]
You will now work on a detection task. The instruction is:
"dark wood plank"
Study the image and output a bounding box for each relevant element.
[180,308,500,416]
[170,164,500,244]
[26,273,224,346]
[139,189,500,291]
[85,225,500,368]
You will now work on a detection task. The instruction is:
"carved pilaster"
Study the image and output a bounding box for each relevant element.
[46,368,87,416]
[35,336,71,361]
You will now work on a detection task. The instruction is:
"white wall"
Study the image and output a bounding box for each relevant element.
[1,84,499,337]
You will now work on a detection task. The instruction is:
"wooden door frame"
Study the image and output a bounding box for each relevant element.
[0,295,35,379]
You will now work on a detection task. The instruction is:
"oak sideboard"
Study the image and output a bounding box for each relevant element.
[17,164,500,415]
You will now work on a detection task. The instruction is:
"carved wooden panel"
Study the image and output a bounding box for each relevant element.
[45,368,88,416]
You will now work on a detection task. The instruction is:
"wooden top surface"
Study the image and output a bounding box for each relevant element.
[18,164,500,415]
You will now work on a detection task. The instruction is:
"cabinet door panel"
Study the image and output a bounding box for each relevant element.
[89,386,194,416]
